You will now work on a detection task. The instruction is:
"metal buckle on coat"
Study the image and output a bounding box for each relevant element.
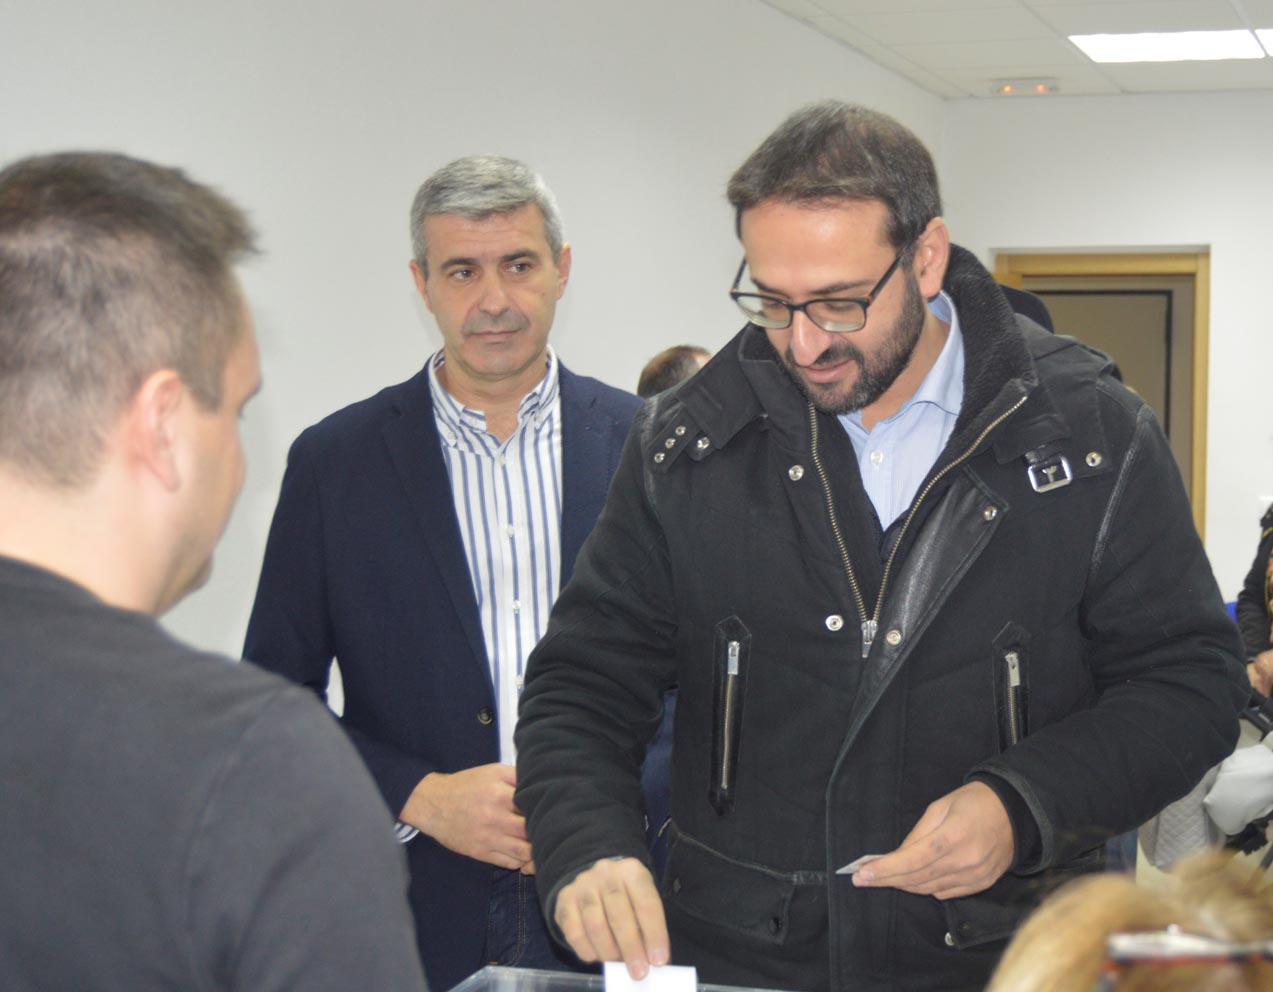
[1026,452,1073,493]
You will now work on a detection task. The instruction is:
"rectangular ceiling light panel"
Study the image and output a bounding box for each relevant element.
[1070,29,1266,62]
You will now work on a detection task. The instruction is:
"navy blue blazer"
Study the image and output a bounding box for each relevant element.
[243,362,647,990]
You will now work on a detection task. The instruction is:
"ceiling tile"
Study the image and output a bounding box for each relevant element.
[892,36,1088,68]
[835,7,1055,45]
[1241,0,1273,25]
[852,44,980,95]
[1029,1,1243,35]
[1102,56,1273,90]
[813,0,1020,14]
[806,15,892,46]
[761,0,835,20]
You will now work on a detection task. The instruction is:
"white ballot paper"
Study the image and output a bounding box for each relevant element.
[835,853,884,875]
[604,962,698,992]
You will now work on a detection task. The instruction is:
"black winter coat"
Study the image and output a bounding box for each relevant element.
[516,246,1247,992]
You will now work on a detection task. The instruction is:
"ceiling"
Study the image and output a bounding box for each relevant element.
[761,0,1273,98]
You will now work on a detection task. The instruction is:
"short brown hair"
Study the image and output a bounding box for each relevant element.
[637,345,711,398]
[0,152,257,485]
[727,101,941,251]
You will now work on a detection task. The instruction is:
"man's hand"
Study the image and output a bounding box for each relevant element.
[1248,650,1273,696]
[555,857,669,979]
[852,781,1013,900]
[400,763,532,871]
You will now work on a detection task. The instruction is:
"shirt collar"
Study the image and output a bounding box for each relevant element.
[428,346,560,443]
[908,290,964,418]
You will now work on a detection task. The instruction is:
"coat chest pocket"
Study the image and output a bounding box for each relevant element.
[710,617,751,815]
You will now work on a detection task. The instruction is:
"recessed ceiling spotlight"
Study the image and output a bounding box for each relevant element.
[1070,30,1266,62]
[991,78,1059,96]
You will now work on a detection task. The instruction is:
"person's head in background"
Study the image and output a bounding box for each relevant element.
[0,151,259,615]
[637,345,712,398]
[986,851,1273,992]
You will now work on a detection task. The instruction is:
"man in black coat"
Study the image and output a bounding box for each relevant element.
[514,102,1248,991]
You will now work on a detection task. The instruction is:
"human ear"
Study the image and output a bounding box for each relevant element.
[125,369,185,491]
[409,259,433,313]
[913,219,950,299]
[554,243,572,298]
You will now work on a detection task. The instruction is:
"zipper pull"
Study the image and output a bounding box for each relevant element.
[861,619,877,659]
[1005,650,1021,688]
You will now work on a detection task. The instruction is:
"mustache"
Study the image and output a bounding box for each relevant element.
[791,339,864,370]
[463,311,529,334]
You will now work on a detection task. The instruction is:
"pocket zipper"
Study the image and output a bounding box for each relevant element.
[1005,650,1022,746]
[720,639,741,791]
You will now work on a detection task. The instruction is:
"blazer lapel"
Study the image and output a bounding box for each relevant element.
[559,367,612,589]
[380,372,490,683]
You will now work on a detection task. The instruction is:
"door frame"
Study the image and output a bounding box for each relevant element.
[994,252,1211,538]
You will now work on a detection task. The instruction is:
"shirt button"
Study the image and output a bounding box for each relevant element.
[477,706,494,725]
[788,465,805,481]
[825,615,844,632]
[512,600,521,613]
[505,525,516,537]
[870,450,884,466]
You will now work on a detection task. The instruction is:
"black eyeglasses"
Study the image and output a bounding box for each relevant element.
[1096,929,1273,990]
[729,239,914,333]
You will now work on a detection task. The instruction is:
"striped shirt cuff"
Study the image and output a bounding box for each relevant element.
[394,822,419,844]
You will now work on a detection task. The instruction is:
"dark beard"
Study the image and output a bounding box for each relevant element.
[779,269,928,416]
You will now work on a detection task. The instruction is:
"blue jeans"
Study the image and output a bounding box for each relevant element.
[483,867,589,972]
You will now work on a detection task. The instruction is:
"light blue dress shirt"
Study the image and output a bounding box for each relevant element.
[838,291,965,529]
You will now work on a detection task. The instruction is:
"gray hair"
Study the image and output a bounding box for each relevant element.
[0,151,256,486]
[727,101,941,251]
[409,155,564,272]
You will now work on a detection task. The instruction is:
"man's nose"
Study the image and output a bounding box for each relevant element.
[476,273,511,314]
[789,310,835,366]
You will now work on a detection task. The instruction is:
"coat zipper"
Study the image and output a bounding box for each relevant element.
[807,393,1028,658]
[1004,650,1022,746]
[720,639,741,791]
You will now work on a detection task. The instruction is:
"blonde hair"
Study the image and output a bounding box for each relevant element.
[986,852,1273,992]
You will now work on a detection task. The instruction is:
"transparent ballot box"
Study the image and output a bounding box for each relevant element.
[448,966,786,992]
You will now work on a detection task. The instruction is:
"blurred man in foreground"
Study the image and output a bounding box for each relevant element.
[0,151,426,992]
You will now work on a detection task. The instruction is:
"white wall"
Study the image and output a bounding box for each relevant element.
[0,0,942,655]
[941,91,1273,599]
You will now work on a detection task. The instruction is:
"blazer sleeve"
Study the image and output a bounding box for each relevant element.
[243,431,437,820]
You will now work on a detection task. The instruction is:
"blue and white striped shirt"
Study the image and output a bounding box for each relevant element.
[427,347,564,765]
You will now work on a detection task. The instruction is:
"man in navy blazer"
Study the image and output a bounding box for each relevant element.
[243,156,655,990]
